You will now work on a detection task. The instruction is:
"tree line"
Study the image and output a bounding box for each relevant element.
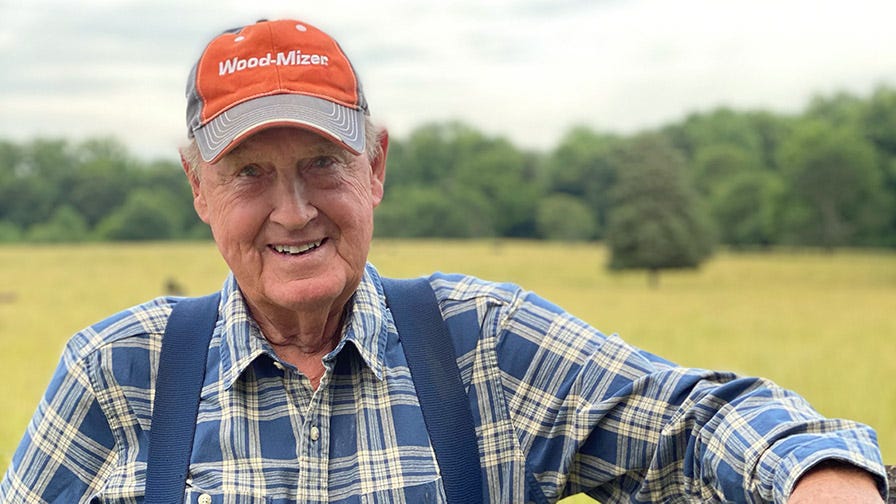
[1,86,895,259]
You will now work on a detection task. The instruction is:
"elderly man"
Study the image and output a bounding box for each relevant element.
[0,18,888,504]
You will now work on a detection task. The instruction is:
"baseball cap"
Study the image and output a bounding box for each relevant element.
[185,19,368,163]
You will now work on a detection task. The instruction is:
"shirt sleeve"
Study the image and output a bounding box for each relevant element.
[0,340,116,502]
[494,290,887,503]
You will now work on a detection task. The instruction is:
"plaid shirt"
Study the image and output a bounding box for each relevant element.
[1,264,886,503]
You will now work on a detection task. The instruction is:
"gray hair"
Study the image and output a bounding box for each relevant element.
[180,115,385,176]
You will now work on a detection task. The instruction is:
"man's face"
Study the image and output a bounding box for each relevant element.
[187,127,387,319]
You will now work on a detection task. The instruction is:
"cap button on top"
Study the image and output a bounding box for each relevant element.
[198,493,212,504]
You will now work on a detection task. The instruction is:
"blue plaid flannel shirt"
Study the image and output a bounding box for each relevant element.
[1,264,887,503]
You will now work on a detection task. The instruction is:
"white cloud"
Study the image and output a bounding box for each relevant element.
[2,0,895,159]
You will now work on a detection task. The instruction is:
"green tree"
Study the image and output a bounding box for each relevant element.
[535,194,597,241]
[20,138,76,180]
[0,139,17,222]
[0,221,22,243]
[453,136,540,237]
[605,133,714,287]
[142,159,200,238]
[95,189,183,241]
[0,176,58,230]
[862,86,896,245]
[0,139,75,229]
[777,120,888,248]
[742,110,794,173]
[863,86,896,154]
[375,186,492,238]
[543,127,619,238]
[710,171,784,247]
[385,122,468,189]
[65,138,138,228]
[378,122,539,238]
[804,91,866,129]
[691,143,764,196]
[0,140,22,184]
[25,205,90,243]
[665,107,765,162]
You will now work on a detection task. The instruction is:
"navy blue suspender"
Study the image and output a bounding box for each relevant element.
[381,277,484,504]
[145,293,221,504]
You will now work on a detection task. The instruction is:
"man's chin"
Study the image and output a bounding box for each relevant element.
[258,277,353,313]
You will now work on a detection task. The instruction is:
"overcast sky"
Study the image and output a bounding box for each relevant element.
[2,0,895,160]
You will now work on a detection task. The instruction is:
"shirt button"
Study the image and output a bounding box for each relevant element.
[198,494,212,504]
[310,425,320,441]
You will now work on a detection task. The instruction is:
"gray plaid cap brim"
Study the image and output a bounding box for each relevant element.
[192,93,366,163]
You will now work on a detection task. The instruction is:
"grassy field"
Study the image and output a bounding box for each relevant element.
[0,240,893,499]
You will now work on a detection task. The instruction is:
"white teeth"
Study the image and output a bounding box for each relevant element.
[273,241,322,255]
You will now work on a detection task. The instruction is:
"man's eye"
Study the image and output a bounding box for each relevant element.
[238,164,261,177]
[309,157,338,170]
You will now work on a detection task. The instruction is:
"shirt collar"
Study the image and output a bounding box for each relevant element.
[217,264,388,390]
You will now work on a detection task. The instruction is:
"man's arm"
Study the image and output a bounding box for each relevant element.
[488,288,888,502]
[0,344,116,501]
[788,462,886,503]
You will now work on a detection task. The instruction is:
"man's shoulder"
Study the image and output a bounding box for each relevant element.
[426,272,575,325]
[64,296,180,360]
[427,272,525,307]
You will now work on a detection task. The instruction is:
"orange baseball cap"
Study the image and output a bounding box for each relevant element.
[185,19,368,163]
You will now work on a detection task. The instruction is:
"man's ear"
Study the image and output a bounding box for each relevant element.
[370,129,389,207]
[180,153,210,223]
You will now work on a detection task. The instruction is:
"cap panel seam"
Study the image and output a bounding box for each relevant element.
[265,22,285,95]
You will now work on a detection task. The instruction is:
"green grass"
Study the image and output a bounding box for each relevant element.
[1,240,893,502]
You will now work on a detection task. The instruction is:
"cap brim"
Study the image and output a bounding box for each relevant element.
[193,94,366,163]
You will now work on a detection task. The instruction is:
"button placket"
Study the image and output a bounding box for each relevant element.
[297,389,329,501]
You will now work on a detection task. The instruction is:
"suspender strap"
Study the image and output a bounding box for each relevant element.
[145,293,221,504]
[382,277,484,504]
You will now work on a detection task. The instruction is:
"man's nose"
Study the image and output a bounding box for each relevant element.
[269,176,317,229]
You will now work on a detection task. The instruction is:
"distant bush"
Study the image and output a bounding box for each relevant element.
[536,195,597,241]
[0,221,22,243]
[25,206,89,243]
[95,189,183,241]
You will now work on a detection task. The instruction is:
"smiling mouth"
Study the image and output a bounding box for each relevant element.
[270,239,325,256]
